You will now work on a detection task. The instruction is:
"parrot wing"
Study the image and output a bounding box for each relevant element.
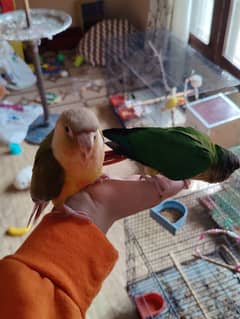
[30,131,65,202]
[103,127,213,180]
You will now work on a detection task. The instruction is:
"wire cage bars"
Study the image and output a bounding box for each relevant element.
[124,154,240,319]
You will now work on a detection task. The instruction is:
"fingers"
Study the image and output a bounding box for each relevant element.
[62,175,191,233]
[150,175,190,200]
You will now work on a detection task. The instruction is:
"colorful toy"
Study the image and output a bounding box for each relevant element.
[74,54,84,67]
[41,63,61,75]
[45,92,62,104]
[109,94,125,107]
[164,96,178,110]
[56,53,65,63]
[150,199,188,235]
[9,143,22,155]
[13,165,32,190]
[134,292,166,319]
[60,70,68,77]
[161,87,186,126]
[109,94,141,120]
[35,92,62,104]
[6,225,31,236]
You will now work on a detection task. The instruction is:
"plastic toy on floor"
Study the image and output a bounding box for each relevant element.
[35,92,62,105]
[41,63,61,75]
[6,166,33,237]
[56,53,65,63]
[60,70,68,77]
[74,54,84,67]
[6,225,31,236]
[41,53,66,75]
[13,165,32,190]
[9,142,22,155]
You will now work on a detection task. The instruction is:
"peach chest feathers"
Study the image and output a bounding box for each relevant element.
[53,159,102,207]
[57,150,103,182]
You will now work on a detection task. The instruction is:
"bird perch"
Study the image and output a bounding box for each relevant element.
[170,252,211,319]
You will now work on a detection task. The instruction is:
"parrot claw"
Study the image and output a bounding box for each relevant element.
[183,179,191,189]
[139,175,164,198]
[95,174,110,184]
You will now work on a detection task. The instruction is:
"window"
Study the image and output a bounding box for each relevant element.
[223,0,240,69]
[190,0,215,45]
[189,0,240,78]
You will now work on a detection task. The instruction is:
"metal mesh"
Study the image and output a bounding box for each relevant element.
[125,164,240,318]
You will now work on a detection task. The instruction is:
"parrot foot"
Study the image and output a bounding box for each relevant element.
[139,175,164,198]
[95,174,110,184]
[183,179,191,189]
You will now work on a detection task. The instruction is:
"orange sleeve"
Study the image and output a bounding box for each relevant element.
[0,211,118,319]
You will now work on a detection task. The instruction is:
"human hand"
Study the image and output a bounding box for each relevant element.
[65,175,190,233]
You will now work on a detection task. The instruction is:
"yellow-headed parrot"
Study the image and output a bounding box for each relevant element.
[103,126,239,183]
[29,108,105,224]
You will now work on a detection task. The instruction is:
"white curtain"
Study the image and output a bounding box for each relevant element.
[147,0,175,30]
[147,0,193,43]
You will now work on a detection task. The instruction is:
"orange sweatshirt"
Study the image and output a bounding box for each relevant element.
[0,211,118,318]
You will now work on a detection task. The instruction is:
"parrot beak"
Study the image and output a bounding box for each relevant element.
[76,131,95,159]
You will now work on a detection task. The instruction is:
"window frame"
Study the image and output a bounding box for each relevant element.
[189,0,240,78]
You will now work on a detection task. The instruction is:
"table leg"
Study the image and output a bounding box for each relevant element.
[30,40,49,123]
[25,41,59,144]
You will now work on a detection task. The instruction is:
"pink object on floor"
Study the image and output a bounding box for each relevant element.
[0,103,23,111]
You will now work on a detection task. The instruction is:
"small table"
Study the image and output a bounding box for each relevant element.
[0,8,72,143]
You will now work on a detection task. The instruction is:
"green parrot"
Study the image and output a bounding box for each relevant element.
[29,108,105,225]
[102,126,240,183]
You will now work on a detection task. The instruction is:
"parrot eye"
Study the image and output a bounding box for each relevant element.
[64,125,73,138]
[64,126,70,133]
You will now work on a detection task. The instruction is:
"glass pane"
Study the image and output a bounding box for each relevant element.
[106,29,240,98]
[223,0,240,69]
[190,0,215,45]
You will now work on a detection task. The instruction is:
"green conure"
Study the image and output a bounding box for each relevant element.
[103,126,240,183]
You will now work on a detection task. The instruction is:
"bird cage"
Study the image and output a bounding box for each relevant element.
[105,29,239,129]
[124,147,240,319]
